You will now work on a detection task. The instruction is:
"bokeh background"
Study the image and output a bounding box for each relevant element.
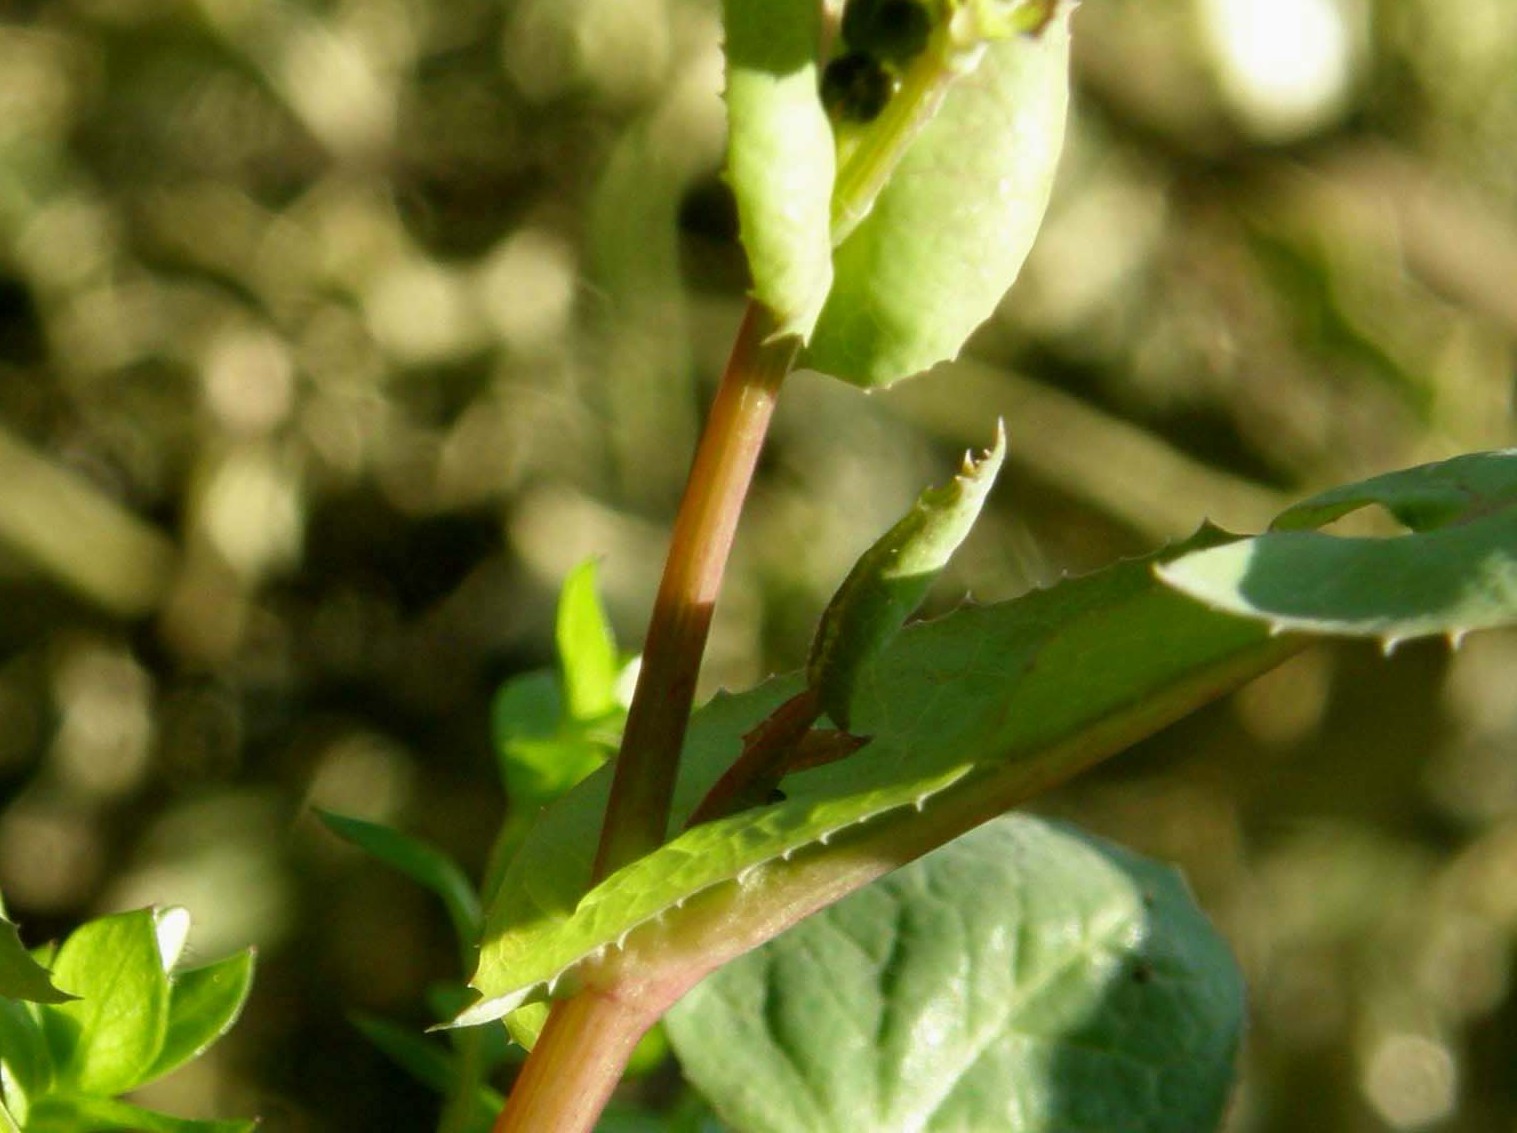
[1,0,1514,1128]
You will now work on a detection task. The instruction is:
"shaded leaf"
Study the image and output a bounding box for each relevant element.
[352,1011,501,1131]
[667,815,1243,1133]
[0,997,51,1117]
[1270,449,1517,532]
[317,811,481,944]
[25,1094,255,1133]
[141,950,256,1087]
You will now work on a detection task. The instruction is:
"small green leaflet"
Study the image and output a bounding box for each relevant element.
[808,422,1004,728]
[41,909,170,1098]
[0,918,73,1005]
[142,950,256,1087]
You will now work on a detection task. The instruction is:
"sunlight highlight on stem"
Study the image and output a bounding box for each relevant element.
[591,302,799,881]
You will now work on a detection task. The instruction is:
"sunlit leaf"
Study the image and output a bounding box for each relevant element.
[0,918,73,1005]
[39,909,169,1097]
[457,529,1295,1031]
[722,0,836,339]
[558,560,622,723]
[1159,450,1517,642]
[809,423,1004,728]
[802,16,1070,387]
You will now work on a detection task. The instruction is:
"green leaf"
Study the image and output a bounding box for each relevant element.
[40,909,170,1097]
[0,919,73,1005]
[722,0,836,340]
[0,997,50,1118]
[1158,451,1517,643]
[492,674,612,807]
[139,950,255,1087]
[1269,449,1517,532]
[457,529,1295,1031]
[808,423,1004,728]
[802,15,1070,387]
[317,810,482,943]
[666,815,1243,1133]
[558,560,623,723]
[25,1094,255,1133]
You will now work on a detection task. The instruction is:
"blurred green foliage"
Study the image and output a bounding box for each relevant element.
[0,0,1512,1129]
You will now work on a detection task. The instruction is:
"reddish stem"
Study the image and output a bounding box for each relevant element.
[490,988,655,1133]
[592,302,797,880]
[685,688,822,827]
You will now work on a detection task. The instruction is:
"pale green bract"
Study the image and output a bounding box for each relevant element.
[803,11,1070,387]
[722,0,835,342]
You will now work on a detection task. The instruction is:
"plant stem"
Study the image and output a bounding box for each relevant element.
[830,30,968,245]
[591,301,798,881]
[439,1022,487,1133]
[490,988,655,1133]
[684,687,822,827]
[494,303,795,1132]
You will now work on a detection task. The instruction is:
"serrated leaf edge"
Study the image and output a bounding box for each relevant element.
[452,763,972,1028]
